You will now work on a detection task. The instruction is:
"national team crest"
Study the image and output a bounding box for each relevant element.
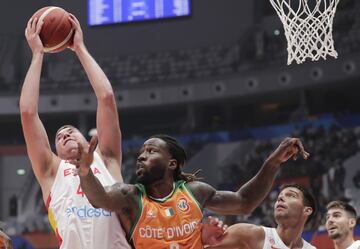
[269,238,275,245]
[147,209,156,219]
[177,198,190,212]
[270,238,280,249]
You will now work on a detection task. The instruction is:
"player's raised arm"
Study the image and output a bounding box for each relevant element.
[20,17,59,200]
[72,136,138,233]
[68,14,122,182]
[189,138,309,215]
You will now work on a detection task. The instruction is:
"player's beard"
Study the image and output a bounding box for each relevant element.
[137,163,166,185]
[328,232,341,240]
[328,227,346,240]
[274,210,290,224]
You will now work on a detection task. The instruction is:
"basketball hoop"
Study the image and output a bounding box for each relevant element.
[269,0,340,65]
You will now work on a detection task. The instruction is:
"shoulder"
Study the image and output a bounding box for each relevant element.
[224,223,264,248]
[113,182,138,192]
[37,155,61,195]
[351,241,360,247]
[228,223,264,237]
[185,181,216,205]
[95,149,114,164]
[95,149,122,181]
[186,180,213,191]
[45,153,61,178]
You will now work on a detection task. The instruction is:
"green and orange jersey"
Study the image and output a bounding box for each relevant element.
[130,180,204,249]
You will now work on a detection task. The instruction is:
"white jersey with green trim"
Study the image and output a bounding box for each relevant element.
[262,227,316,249]
[47,151,130,249]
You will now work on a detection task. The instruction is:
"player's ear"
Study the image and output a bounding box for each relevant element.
[168,159,177,170]
[304,206,313,218]
[349,217,356,229]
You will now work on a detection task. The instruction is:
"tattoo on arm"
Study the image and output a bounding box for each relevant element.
[79,170,114,210]
[235,160,279,213]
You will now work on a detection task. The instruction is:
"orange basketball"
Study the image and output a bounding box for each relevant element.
[31,6,74,53]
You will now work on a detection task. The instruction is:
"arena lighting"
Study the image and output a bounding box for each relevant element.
[16,169,26,176]
[88,128,97,137]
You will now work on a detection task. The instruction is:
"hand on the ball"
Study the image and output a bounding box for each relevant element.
[68,14,85,52]
[25,17,44,54]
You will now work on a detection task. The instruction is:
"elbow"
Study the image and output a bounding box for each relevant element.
[233,205,253,216]
[99,90,116,104]
[236,195,256,215]
[19,103,37,118]
[20,108,36,117]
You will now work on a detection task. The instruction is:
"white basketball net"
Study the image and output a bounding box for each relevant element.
[269,0,340,65]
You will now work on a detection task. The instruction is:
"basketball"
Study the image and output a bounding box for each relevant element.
[31,6,74,53]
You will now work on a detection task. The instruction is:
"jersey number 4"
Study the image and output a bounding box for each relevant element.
[77,184,85,197]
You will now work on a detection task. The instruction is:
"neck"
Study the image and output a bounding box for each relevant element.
[276,222,305,248]
[333,235,354,249]
[146,179,175,199]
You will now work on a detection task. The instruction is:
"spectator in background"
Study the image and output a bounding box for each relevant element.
[334,164,346,193]
[8,195,17,217]
[8,235,33,249]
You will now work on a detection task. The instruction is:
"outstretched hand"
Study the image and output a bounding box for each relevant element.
[25,17,44,54]
[70,135,98,177]
[201,216,228,246]
[267,137,309,166]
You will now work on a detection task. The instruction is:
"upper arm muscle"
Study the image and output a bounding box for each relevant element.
[21,113,58,183]
[188,181,247,215]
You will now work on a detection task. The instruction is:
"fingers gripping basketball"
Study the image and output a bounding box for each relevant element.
[31,6,74,53]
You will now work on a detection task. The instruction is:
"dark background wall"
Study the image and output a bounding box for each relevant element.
[0,0,253,56]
